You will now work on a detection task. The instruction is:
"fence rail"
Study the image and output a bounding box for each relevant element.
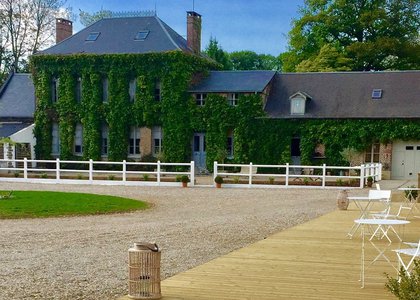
[214,162,381,189]
[0,158,195,187]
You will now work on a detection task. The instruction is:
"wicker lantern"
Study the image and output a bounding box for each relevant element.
[128,242,161,300]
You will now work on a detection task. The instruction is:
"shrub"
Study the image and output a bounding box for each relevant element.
[108,174,115,180]
[175,175,182,182]
[40,172,48,179]
[142,174,149,181]
[180,175,190,183]
[14,172,20,178]
[404,186,418,201]
[214,175,223,184]
[385,259,420,300]
[233,176,240,184]
[268,177,275,184]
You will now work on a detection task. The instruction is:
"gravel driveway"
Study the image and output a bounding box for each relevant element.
[0,182,339,299]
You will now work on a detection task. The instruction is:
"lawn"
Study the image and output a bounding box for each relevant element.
[0,191,148,219]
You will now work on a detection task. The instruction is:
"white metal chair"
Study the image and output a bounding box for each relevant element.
[376,183,381,190]
[369,190,392,215]
[393,239,420,276]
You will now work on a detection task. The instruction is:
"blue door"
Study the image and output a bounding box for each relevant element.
[193,133,206,171]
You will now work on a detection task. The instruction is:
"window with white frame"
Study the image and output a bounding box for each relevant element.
[152,126,163,156]
[51,123,60,155]
[195,93,206,106]
[51,78,59,103]
[129,78,136,102]
[228,93,239,106]
[365,143,380,163]
[102,78,108,103]
[290,97,306,115]
[227,131,234,158]
[74,123,83,155]
[101,124,109,156]
[128,127,141,156]
[154,80,161,101]
[75,77,82,103]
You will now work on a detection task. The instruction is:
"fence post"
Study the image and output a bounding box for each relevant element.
[56,158,60,181]
[285,163,289,187]
[157,161,161,186]
[23,157,28,179]
[190,161,195,187]
[360,164,365,188]
[378,163,382,181]
[213,161,218,186]
[122,160,126,182]
[249,162,253,187]
[89,159,93,182]
[322,164,326,188]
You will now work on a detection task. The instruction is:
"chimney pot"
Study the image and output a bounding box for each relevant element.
[56,18,73,44]
[187,11,202,55]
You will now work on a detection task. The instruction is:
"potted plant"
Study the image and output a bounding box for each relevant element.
[366,176,373,187]
[180,175,190,188]
[214,175,223,188]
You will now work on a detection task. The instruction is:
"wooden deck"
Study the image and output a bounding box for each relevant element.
[122,203,419,300]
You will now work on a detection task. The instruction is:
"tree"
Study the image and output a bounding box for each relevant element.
[79,9,112,27]
[296,44,351,72]
[0,0,66,80]
[230,51,280,70]
[282,0,420,71]
[204,37,232,70]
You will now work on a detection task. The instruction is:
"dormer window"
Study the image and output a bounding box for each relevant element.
[86,32,100,41]
[289,91,311,115]
[372,89,383,99]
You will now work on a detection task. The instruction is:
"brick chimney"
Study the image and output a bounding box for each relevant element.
[187,11,202,54]
[56,18,73,44]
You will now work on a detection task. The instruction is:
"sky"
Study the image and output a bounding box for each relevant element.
[64,0,305,56]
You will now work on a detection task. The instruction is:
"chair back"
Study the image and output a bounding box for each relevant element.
[368,189,391,200]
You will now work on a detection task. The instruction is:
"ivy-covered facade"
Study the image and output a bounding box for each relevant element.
[29,13,420,179]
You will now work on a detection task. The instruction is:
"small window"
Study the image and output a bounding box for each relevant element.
[154,80,161,101]
[372,89,383,99]
[291,97,305,115]
[365,143,380,163]
[417,146,420,151]
[406,146,414,150]
[86,32,100,41]
[74,123,83,155]
[102,78,108,103]
[128,127,140,156]
[101,125,109,156]
[129,79,136,102]
[75,77,82,103]
[135,30,149,41]
[51,78,59,103]
[51,123,60,155]
[228,93,239,106]
[227,131,234,158]
[152,126,163,156]
[196,93,207,106]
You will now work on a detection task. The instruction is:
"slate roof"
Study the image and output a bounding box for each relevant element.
[41,16,192,55]
[190,71,276,93]
[0,73,35,119]
[264,71,420,119]
[0,122,32,138]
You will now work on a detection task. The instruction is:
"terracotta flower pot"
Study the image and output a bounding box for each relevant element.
[215,183,222,188]
[182,182,188,188]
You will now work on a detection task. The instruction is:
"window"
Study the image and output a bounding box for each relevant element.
[228,93,239,106]
[154,80,161,101]
[86,32,100,41]
[372,89,383,99]
[227,131,234,158]
[290,97,306,115]
[195,93,206,106]
[51,78,59,103]
[75,77,82,103]
[128,127,140,156]
[102,78,108,103]
[152,126,163,156]
[135,30,149,41]
[365,143,380,163]
[129,79,136,102]
[51,123,60,155]
[74,123,83,155]
[101,125,109,156]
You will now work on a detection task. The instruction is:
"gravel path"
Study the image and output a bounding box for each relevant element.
[0,182,340,300]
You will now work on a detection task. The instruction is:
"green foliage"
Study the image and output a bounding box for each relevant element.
[214,175,223,184]
[230,50,280,70]
[283,0,420,71]
[79,9,112,27]
[0,191,148,219]
[204,37,232,70]
[180,175,190,183]
[386,260,420,300]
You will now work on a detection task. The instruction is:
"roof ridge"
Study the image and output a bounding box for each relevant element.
[155,16,181,51]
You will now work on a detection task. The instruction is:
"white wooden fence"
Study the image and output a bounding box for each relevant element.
[214,162,382,189]
[0,158,195,187]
